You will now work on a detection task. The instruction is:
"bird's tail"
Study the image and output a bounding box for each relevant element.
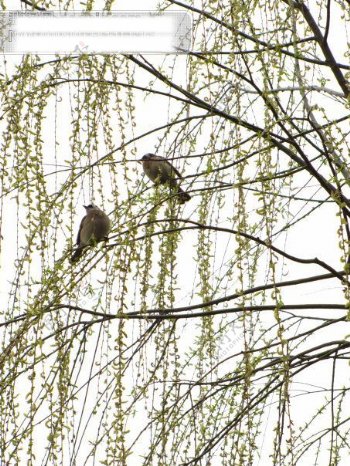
[70,247,85,263]
[177,186,191,204]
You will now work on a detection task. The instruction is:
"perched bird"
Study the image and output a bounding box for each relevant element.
[71,204,111,263]
[140,153,191,204]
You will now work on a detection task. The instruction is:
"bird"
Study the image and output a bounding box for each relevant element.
[70,204,111,263]
[140,153,191,204]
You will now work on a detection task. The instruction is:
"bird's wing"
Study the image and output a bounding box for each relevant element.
[76,215,87,245]
[164,159,183,179]
[80,213,96,245]
[148,154,183,179]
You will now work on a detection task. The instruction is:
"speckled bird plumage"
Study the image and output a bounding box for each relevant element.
[71,204,111,262]
[140,153,191,204]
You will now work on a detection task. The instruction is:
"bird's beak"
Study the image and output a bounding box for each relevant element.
[83,205,88,209]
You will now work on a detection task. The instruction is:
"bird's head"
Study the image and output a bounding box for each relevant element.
[139,153,153,163]
[84,203,98,211]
